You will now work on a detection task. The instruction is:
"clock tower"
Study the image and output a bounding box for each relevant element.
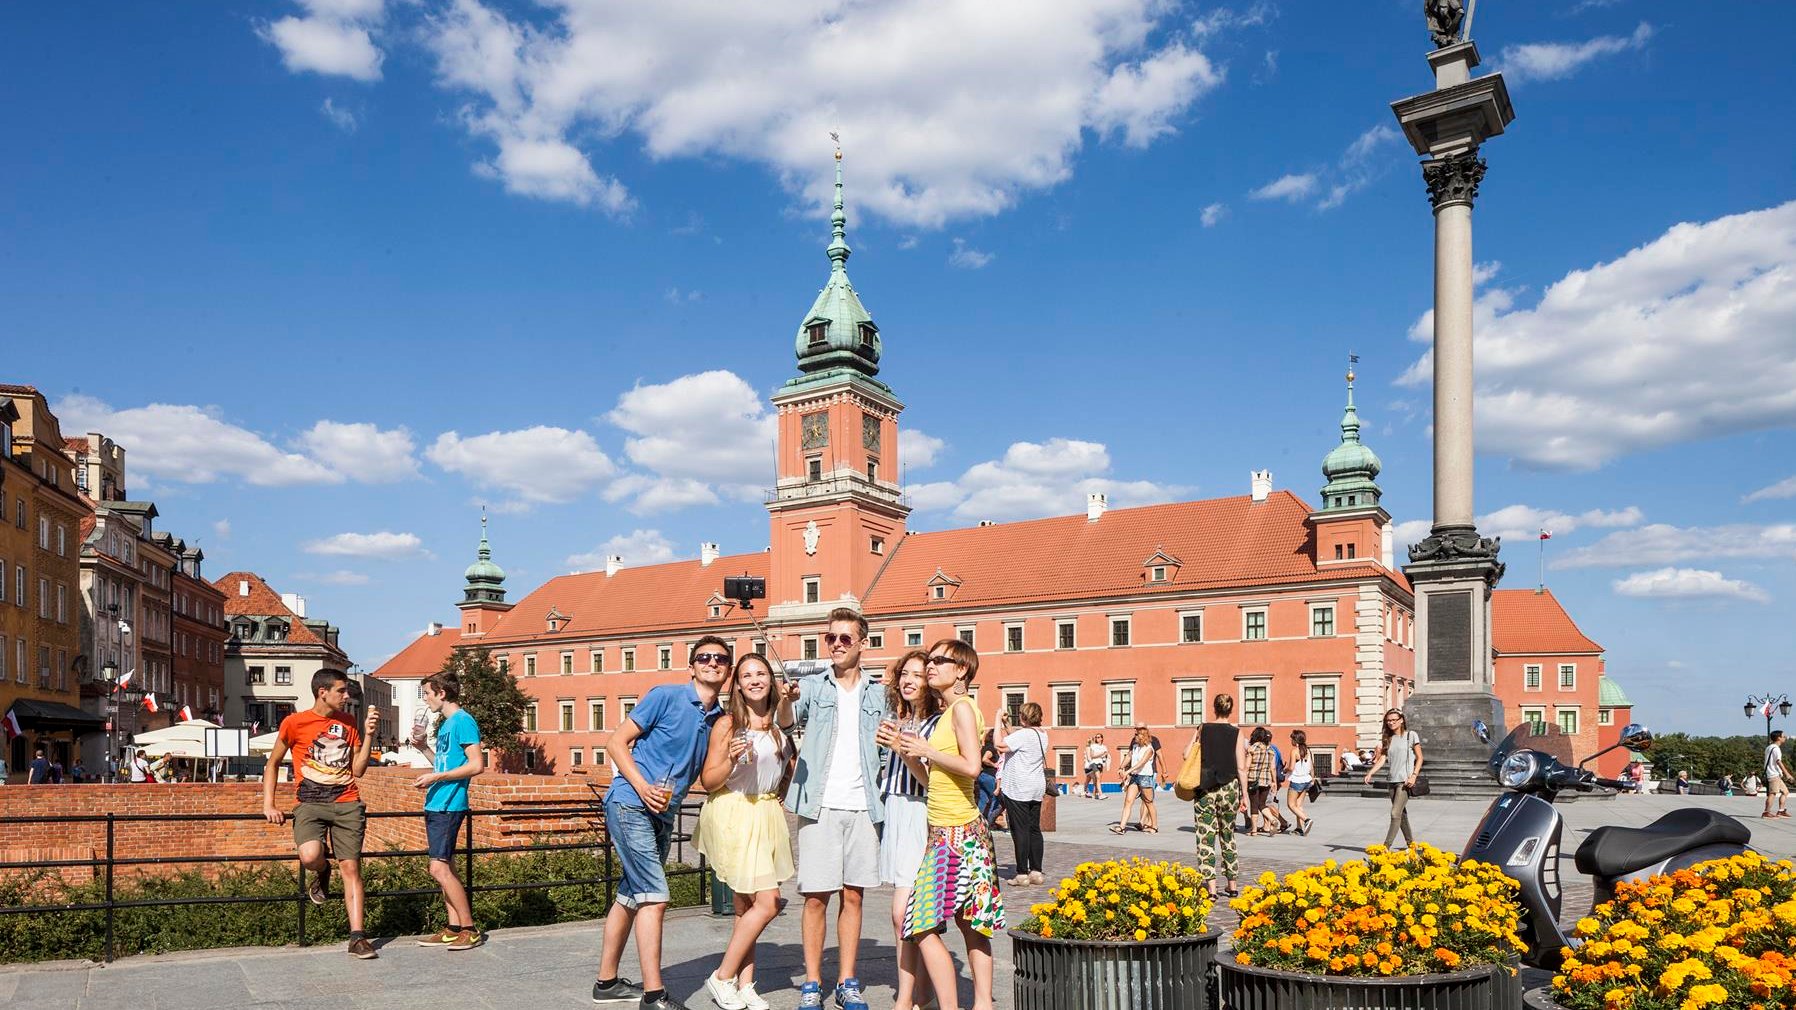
[766,148,910,619]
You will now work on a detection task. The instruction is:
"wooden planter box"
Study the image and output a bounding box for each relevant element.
[1217,957,1521,1010]
[1012,928,1222,1010]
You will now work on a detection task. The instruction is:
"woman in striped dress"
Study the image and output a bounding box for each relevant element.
[874,650,941,1010]
[895,638,1004,1010]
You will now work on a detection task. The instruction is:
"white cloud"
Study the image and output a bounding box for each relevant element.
[258,0,386,82]
[1191,3,1274,39]
[1556,523,1796,569]
[900,429,946,470]
[1499,22,1654,84]
[602,370,777,513]
[1201,202,1228,227]
[303,531,428,559]
[295,420,419,482]
[910,437,1189,522]
[663,287,702,304]
[566,529,677,572]
[1400,202,1796,469]
[1249,173,1316,203]
[426,426,616,506]
[948,239,995,270]
[1390,503,1644,553]
[1612,567,1769,604]
[53,394,341,487]
[320,97,358,132]
[212,519,232,540]
[1472,260,1503,286]
[423,0,1230,227]
[1744,476,1796,504]
[303,570,373,586]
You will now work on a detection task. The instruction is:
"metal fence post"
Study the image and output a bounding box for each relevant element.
[297,862,308,947]
[104,813,116,964]
[464,810,476,898]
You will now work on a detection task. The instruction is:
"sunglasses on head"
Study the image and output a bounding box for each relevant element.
[823,632,859,646]
[692,652,732,666]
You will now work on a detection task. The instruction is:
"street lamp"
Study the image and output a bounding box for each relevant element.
[100,660,119,782]
[1745,693,1793,740]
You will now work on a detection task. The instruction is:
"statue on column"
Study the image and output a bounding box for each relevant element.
[1425,0,1465,49]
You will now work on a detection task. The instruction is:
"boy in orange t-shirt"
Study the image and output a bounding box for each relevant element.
[262,669,379,959]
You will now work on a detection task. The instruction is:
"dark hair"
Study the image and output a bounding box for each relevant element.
[927,638,980,683]
[827,607,868,640]
[1249,725,1272,745]
[1289,729,1308,760]
[1774,730,1786,743]
[885,650,939,721]
[423,671,461,703]
[311,669,348,698]
[688,636,733,665]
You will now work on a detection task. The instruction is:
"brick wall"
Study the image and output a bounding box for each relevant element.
[0,767,611,883]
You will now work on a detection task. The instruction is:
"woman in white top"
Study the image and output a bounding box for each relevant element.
[695,655,794,1010]
[1362,708,1424,850]
[996,702,1049,884]
[1110,727,1159,834]
[874,651,941,1010]
[1283,729,1314,836]
[1082,734,1108,799]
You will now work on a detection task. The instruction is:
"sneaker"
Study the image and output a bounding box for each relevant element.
[1012,873,1031,885]
[592,979,647,1006]
[640,995,689,1010]
[1029,870,1045,885]
[446,929,486,951]
[834,978,869,1010]
[797,981,823,1009]
[416,927,461,947]
[307,868,330,906]
[347,937,378,960]
[736,982,771,1010]
[703,973,746,1010]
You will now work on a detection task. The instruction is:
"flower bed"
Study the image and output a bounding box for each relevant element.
[1017,857,1214,942]
[1554,851,1796,1010]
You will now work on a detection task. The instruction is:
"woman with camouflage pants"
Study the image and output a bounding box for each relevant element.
[1185,693,1251,899]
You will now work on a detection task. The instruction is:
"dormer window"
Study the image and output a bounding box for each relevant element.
[546,607,568,633]
[1150,566,1167,583]
[807,322,828,346]
[926,568,962,602]
[932,585,945,600]
[858,323,876,350]
[1141,549,1183,585]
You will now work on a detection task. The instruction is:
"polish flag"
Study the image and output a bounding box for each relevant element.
[143,694,159,714]
[1539,529,1552,541]
[114,667,136,692]
[2,709,21,741]
[179,705,194,722]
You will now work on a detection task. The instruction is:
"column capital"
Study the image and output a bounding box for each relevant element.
[1422,151,1487,210]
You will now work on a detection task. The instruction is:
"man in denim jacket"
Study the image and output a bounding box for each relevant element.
[777,607,889,1010]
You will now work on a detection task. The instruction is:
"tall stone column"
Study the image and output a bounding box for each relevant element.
[1389,26,1515,794]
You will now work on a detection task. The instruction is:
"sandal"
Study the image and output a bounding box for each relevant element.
[1109,825,1127,834]
[1143,827,1159,834]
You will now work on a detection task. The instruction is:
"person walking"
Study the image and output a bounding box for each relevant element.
[874,651,940,1010]
[975,731,1002,828]
[1284,730,1314,836]
[895,639,1003,1010]
[1082,734,1108,799]
[775,608,889,1010]
[411,671,485,951]
[696,653,795,1010]
[1111,726,1157,835]
[1188,694,1249,899]
[1763,730,1791,818]
[1244,728,1277,836]
[1363,708,1424,850]
[261,669,381,960]
[592,637,730,1009]
[1676,770,1691,795]
[996,702,1048,885]
[27,748,49,784]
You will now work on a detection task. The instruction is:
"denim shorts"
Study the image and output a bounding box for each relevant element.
[604,794,673,909]
[1132,774,1158,792]
[425,810,466,861]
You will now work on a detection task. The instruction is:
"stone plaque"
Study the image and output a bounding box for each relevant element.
[801,411,829,450]
[1426,590,1472,681]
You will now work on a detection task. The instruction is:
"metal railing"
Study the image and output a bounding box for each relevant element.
[0,800,709,963]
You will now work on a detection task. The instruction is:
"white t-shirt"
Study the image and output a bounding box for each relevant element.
[1002,729,1048,802]
[819,678,868,811]
[1767,742,1785,780]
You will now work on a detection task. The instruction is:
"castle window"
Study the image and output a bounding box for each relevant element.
[807,322,827,346]
[870,536,885,555]
[803,577,821,605]
[1347,543,1356,559]
[932,585,945,600]
[866,458,878,481]
[858,323,875,350]
[1150,565,1167,582]
[807,457,822,481]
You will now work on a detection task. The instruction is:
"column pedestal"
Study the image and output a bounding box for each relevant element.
[1404,535,1507,797]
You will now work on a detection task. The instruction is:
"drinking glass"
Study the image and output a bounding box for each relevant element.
[736,727,753,764]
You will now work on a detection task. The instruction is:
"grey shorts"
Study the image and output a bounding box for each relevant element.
[797,807,881,894]
[293,801,366,861]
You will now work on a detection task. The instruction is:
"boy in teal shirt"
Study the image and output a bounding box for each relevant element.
[413,671,484,950]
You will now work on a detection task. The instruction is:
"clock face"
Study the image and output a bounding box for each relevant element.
[802,412,829,450]
[862,412,881,452]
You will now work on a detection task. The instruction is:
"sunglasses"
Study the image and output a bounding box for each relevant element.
[692,652,732,666]
[925,655,961,667]
[823,633,859,646]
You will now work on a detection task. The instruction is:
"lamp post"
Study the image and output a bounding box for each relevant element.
[1745,693,1792,740]
[99,658,148,782]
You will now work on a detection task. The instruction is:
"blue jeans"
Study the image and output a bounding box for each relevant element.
[604,794,673,909]
[975,771,1001,824]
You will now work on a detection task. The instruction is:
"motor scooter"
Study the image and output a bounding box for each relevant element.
[1459,722,1752,969]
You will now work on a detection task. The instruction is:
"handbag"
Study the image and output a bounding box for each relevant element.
[1173,732,1205,801]
[1407,775,1431,797]
[1306,779,1322,802]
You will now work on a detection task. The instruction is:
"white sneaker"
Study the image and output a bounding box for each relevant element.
[705,973,747,1010]
[736,981,771,1010]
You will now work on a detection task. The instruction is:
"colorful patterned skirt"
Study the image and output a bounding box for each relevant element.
[902,817,1005,939]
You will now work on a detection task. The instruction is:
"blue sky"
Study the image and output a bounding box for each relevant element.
[3,2,1792,736]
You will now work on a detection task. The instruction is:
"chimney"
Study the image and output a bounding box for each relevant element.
[700,542,720,566]
[605,555,624,577]
[427,622,443,637]
[1381,521,1395,569]
[281,592,307,618]
[1251,469,1273,503]
[978,520,995,527]
[1087,493,1108,522]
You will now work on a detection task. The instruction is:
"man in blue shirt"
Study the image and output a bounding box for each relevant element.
[28,748,50,785]
[412,670,484,951]
[593,636,729,1010]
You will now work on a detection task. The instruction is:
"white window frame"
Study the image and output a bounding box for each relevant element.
[1056,620,1076,650]
[1149,565,1168,583]
[621,648,636,672]
[1107,684,1135,727]
[590,649,604,673]
[802,636,819,660]
[870,535,885,555]
[1239,679,1271,724]
[1521,706,1547,732]
[561,652,574,675]
[956,625,975,646]
[904,628,923,647]
[1598,708,1613,726]
[1242,608,1268,642]
[1310,604,1336,638]
[658,646,672,671]
[1175,680,1206,726]
[1108,615,1131,648]
[1053,686,1079,728]
[1556,706,1580,735]
[1004,622,1024,653]
[1523,664,1542,691]
[589,699,605,730]
[524,654,537,677]
[1056,749,1078,779]
[1559,663,1577,690]
[867,631,885,650]
[802,577,821,605]
[570,748,584,768]
[1002,687,1027,724]
[1179,610,1202,644]
[559,700,575,732]
[1307,678,1340,725]
[621,696,638,722]
[524,703,538,733]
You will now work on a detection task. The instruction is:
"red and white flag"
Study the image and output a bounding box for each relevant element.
[1539,529,1553,541]
[2,709,21,741]
[142,693,159,714]
[179,705,194,722]
[114,667,136,692]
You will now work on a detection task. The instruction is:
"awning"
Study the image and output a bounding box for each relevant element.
[6,698,109,733]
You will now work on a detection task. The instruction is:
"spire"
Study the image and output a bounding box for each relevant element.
[828,144,850,268]
[789,138,886,390]
[461,507,507,606]
[1319,357,1383,512]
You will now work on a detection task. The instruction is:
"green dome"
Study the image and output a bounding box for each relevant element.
[1318,371,1383,511]
[464,557,505,583]
[791,150,883,385]
[1322,435,1382,482]
[461,513,508,607]
[1598,676,1634,707]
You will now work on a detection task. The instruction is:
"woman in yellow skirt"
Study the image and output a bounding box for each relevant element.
[694,653,793,1010]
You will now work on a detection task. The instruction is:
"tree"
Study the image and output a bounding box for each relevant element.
[433,646,531,754]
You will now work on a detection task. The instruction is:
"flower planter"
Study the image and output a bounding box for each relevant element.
[1216,957,1521,1010]
[1011,928,1221,1010]
[1521,985,1561,1009]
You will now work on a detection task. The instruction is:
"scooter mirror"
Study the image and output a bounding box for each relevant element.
[1620,723,1652,749]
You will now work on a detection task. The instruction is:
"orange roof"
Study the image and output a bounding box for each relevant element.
[1491,588,1603,655]
[211,571,327,648]
[863,491,1399,613]
[372,625,463,681]
[485,552,772,644]
[65,436,90,452]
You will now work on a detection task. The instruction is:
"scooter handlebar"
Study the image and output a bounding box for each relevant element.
[1591,776,1631,790]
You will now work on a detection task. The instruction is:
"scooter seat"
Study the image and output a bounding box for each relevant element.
[1574,808,1751,878]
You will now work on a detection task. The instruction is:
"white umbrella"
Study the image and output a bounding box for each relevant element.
[130,719,221,750]
[248,731,281,755]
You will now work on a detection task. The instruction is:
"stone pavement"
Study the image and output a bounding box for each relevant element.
[6,791,1792,1009]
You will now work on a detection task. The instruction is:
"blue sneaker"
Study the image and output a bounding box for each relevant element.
[797,981,823,1009]
[834,978,868,1010]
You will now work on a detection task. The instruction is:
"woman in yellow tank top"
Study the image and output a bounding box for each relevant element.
[892,638,1004,1010]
